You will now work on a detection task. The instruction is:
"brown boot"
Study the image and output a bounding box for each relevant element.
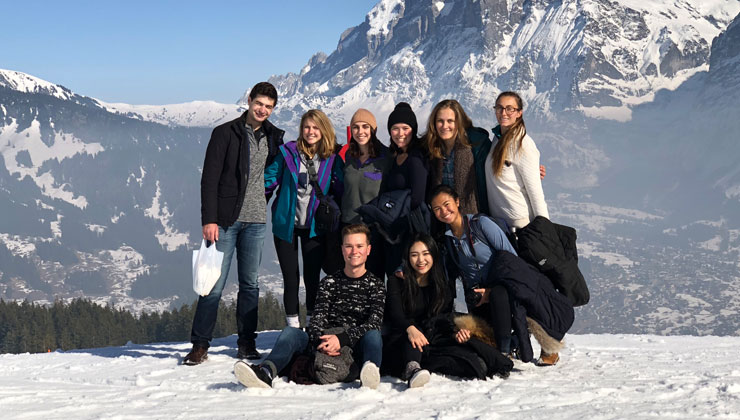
[535,351,559,366]
[183,345,208,366]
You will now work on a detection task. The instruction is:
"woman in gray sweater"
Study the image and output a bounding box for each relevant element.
[329,109,390,277]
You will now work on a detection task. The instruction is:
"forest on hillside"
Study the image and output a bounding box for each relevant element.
[0,293,292,354]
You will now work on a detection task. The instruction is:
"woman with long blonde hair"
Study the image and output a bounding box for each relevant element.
[265,109,344,328]
[485,92,548,230]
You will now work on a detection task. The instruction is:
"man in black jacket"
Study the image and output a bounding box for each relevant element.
[184,82,285,365]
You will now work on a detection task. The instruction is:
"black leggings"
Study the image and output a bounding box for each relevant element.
[381,333,423,377]
[471,284,512,351]
[274,228,324,316]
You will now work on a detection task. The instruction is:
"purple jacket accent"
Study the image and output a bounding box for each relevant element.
[265,141,344,241]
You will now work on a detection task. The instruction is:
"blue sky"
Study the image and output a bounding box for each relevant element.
[2,0,379,104]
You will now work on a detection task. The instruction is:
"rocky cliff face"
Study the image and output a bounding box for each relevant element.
[241,0,739,131]
[707,11,740,100]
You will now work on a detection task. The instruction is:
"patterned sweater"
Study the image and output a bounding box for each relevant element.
[307,270,385,348]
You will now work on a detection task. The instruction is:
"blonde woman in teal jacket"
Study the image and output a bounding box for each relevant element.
[265,109,344,328]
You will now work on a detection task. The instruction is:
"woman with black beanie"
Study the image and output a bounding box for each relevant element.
[380,102,429,278]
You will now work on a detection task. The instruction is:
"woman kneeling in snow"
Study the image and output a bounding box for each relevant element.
[430,184,573,365]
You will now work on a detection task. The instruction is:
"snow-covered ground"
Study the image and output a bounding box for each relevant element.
[2,333,739,419]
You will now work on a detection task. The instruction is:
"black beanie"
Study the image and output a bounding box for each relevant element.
[387,102,418,136]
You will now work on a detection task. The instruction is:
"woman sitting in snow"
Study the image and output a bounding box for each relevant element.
[382,232,513,386]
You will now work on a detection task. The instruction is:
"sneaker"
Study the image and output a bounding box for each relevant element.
[408,368,431,388]
[183,344,208,366]
[237,341,262,360]
[359,361,380,389]
[234,361,272,389]
[535,351,560,366]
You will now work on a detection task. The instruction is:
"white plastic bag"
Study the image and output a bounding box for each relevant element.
[192,239,224,296]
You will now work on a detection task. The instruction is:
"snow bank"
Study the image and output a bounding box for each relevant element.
[1,333,738,419]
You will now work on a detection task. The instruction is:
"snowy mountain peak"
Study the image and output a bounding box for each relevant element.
[366,0,404,39]
[246,0,740,130]
[0,69,77,101]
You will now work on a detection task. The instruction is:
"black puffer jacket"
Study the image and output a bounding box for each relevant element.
[488,250,575,363]
[200,114,284,227]
[516,216,590,307]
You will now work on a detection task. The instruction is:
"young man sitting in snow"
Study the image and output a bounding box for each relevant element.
[234,223,386,389]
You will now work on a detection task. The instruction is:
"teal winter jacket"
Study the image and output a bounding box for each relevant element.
[265,141,344,242]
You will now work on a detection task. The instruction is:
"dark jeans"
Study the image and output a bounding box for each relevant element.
[264,327,383,374]
[191,222,265,348]
[274,228,324,316]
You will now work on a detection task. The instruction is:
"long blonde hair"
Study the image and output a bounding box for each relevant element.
[297,109,336,159]
[491,92,526,177]
[423,99,473,160]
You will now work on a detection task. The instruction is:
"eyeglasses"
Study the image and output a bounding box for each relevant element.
[494,105,520,114]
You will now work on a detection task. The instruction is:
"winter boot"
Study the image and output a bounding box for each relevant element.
[183,344,208,366]
[237,340,262,360]
[535,351,560,366]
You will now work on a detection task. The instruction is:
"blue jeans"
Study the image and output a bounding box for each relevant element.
[355,329,383,367]
[190,222,265,348]
[263,327,309,373]
[264,327,383,374]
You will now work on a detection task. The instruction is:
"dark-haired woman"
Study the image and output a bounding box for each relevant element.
[380,102,429,278]
[428,184,517,356]
[383,233,513,385]
[382,233,451,387]
[430,184,573,365]
[327,109,391,277]
[485,92,548,230]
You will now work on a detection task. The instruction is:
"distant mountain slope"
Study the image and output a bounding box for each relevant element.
[0,75,210,310]
[0,69,241,128]
[98,100,242,128]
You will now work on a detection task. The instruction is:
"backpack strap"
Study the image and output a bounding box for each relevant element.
[470,213,517,253]
[305,156,326,199]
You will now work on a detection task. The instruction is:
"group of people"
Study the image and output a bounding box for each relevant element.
[184,81,576,391]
